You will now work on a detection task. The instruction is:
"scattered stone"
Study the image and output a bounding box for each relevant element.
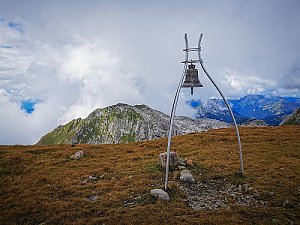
[243,184,249,192]
[238,184,242,192]
[123,196,141,207]
[159,152,179,168]
[180,169,195,183]
[70,150,85,160]
[84,195,98,202]
[180,179,267,211]
[283,200,294,208]
[88,175,98,181]
[178,166,186,170]
[179,158,186,166]
[268,191,275,196]
[150,189,170,201]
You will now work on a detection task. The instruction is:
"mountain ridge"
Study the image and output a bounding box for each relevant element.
[187,95,300,125]
[37,103,228,145]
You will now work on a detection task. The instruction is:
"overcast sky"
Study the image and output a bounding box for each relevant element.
[0,0,299,144]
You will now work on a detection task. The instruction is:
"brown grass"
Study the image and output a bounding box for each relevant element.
[0,126,299,225]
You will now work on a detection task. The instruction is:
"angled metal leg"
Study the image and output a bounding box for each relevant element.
[164,34,189,191]
[197,34,244,176]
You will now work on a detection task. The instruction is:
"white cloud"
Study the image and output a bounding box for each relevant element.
[0,19,143,144]
[219,69,277,97]
[0,0,300,144]
[57,40,144,122]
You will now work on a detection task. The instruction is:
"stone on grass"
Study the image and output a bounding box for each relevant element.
[159,152,179,168]
[150,189,170,201]
[70,150,85,160]
[88,175,98,181]
[283,200,294,208]
[84,195,98,202]
[180,169,195,183]
[243,184,249,192]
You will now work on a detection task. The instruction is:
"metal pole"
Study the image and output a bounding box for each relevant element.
[164,34,189,191]
[197,34,245,176]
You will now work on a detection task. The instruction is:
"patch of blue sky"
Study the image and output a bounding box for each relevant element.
[8,21,23,33]
[21,99,39,114]
[187,99,201,108]
[0,45,13,48]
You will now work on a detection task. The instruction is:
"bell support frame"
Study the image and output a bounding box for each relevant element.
[164,33,244,191]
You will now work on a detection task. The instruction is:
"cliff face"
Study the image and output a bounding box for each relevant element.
[37,103,228,145]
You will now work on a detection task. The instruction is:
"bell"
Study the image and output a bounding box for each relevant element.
[182,64,203,95]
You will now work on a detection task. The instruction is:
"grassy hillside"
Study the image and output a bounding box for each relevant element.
[0,126,299,224]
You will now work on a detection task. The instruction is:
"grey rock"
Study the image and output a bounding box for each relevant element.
[238,184,242,192]
[283,200,294,208]
[88,175,98,181]
[178,166,186,170]
[70,150,85,160]
[123,195,141,207]
[242,119,268,127]
[150,189,170,201]
[84,195,98,202]
[180,169,195,183]
[243,184,249,192]
[159,152,179,167]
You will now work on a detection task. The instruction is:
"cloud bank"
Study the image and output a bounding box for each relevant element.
[0,0,300,144]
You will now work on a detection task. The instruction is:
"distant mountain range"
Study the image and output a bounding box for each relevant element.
[37,95,299,145]
[187,95,300,125]
[37,104,228,145]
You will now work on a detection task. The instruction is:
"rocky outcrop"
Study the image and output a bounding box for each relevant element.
[280,107,300,125]
[37,103,228,145]
[241,119,268,127]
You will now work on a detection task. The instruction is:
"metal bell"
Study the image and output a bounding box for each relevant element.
[182,64,203,95]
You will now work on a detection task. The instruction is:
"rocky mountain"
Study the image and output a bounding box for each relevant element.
[187,95,300,125]
[37,103,228,145]
[280,107,300,125]
[241,119,268,127]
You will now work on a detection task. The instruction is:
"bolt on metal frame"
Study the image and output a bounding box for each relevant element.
[164,33,244,191]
